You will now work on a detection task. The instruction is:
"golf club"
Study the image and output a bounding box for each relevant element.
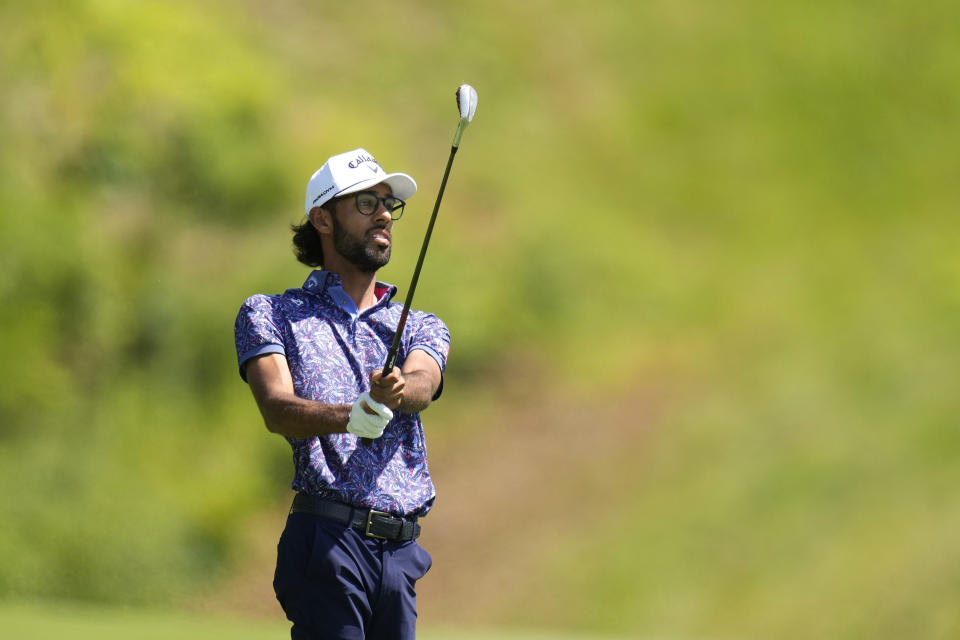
[362,83,478,445]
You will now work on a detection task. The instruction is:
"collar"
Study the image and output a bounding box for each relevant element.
[302,270,397,315]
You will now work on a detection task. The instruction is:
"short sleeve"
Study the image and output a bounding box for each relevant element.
[406,311,451,399]
[234,294,286,382]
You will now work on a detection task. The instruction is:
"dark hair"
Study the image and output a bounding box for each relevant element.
[291,205,332,267]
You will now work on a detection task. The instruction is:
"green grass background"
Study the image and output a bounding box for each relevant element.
[2,0,959,637]
[2,602,616,640]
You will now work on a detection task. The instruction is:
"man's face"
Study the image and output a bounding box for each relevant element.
[329,183,394,273]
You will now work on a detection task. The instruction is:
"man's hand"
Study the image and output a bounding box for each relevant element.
[346,392,393,439]
[369,367,405,410]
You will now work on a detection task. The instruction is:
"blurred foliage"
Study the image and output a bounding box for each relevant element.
[1,0,959,637]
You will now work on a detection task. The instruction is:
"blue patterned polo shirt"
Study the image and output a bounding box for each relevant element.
[234,270,450,517]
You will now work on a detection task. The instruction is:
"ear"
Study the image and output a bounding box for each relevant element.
[308,205,334,235]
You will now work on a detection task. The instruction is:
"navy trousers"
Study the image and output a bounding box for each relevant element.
[273,511,433,640]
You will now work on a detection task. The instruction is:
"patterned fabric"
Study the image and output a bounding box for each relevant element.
[234,270,450,517]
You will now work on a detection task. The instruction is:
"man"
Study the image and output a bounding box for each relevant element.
[234,148,450,639]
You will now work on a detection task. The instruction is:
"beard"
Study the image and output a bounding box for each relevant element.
[331,214,391,273]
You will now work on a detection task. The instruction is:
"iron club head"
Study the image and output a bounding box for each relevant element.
[456,84,478,122]
[453,84,478,148]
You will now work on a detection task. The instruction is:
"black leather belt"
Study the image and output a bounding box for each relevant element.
[290,493,421,542]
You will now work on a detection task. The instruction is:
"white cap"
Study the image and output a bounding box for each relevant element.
[304,148,417,215]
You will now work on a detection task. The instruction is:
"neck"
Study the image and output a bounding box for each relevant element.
[326,261,380,310]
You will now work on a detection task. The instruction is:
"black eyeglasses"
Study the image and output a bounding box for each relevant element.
[340,191,406,220]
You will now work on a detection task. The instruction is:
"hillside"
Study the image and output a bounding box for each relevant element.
[2,0,959,637]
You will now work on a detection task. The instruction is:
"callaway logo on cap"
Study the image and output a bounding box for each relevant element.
[304,148,418,215]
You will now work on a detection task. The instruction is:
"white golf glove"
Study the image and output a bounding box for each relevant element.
[346,392,393,439]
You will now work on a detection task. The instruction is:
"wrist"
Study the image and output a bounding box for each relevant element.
[346,393,393,439]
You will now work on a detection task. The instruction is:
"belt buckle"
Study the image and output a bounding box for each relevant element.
[364,509,390,540]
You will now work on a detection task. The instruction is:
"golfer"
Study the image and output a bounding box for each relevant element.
[234,148,450,639]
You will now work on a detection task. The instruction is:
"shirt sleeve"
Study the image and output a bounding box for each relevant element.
[406,311,451,400]
[234,294,286,382]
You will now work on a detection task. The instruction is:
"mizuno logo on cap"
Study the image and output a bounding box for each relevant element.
[312,185,335,203]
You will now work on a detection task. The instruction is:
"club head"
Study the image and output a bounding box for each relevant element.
[456,84,478,123]
[453,84,478,148]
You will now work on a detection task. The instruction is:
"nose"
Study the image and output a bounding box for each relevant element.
[372,198,393,223]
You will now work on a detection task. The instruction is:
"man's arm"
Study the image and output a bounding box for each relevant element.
[245,353,351,438]
[370,349,443,414]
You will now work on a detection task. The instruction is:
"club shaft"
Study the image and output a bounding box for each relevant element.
[360,145,459,445]
[384,145,458,372]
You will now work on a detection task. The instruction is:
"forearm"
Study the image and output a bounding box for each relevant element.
[245,353,352,439]
[256,391,351,439]
[397,370,437,414]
